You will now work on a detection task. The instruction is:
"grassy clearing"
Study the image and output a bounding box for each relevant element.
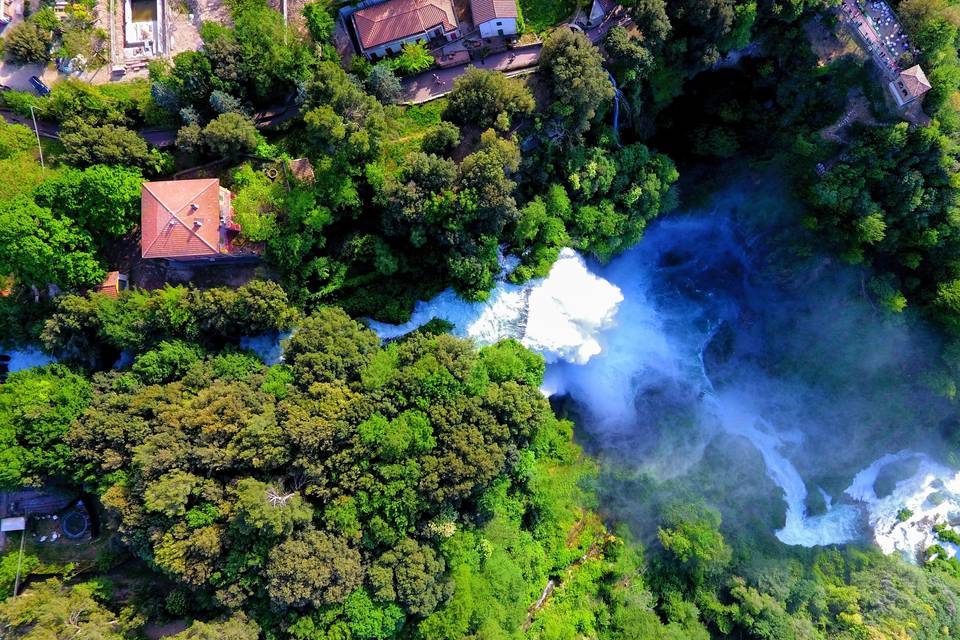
[380,99,446,169]
[521,0,578,33]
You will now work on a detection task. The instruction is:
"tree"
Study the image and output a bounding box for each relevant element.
[202,112,260,159]
[131,341,204,384]
[231,478,313,537]
[369,538,450,616]
[303,0,335,43]
[176,122,204,154]
[657,503,732,590]
[0,364,91,489]
[0,579,130,639]
[604,26,653,84]
[5,22,52,64]
[444,67,535,131]
[59,120,167,173]
[198,22,245,96]
[33,165,144,239]
[395,41,434,75]
[0,197,105,289]
[539,29,614,137]
[421,121,460,156]
[283,308,380,387]
[42,79,126,126]
[266,530,363,608]
[40,280,298,364]
[367,61,402,104]
[209,89,245,115]
[168,615,260,640]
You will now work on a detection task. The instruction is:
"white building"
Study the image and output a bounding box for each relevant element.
[471,0,518,38]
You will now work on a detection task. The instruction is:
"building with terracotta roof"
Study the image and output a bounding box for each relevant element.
[471,0,518,37]
[352,0,460,59]
[888,65,931,108]
[141,179,239,261]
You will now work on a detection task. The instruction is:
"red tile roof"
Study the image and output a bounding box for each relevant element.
[899,65,931,98]
[141,179,227,260]
[471,0,517,24]
[354,0,458,51]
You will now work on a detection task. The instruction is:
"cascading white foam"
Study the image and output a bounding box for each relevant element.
[368,249,624,365]
[845,451,960,559]
[707,391,862,546]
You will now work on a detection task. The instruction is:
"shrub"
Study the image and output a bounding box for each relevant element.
[5,22,52,64]
[444,67,534,131]
[421,121,460,155]
[367,62,401,104]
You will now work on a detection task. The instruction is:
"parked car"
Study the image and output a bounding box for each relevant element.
[29,76,50,96]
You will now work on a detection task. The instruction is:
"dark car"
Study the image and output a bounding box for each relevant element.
[29,75,50,96]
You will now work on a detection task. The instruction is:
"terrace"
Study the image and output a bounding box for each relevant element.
[841,0,916,80]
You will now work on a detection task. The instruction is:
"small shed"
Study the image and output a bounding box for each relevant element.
[94,272,129,298]
[288,158,316,185]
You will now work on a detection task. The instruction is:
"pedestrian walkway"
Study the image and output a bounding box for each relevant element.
[400,44,543,104]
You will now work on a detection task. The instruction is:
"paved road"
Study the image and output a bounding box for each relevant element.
[401,44,543,104]
[398,6,632,105]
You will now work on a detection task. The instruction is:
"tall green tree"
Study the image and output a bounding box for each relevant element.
[539,29,614,138]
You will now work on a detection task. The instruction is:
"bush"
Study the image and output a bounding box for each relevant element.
[367,62,401,104]
[5,22,52,64]
[444,67,535,131]
[421,121,460,156]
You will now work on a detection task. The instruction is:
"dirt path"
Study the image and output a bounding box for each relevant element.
[819,87,878,144]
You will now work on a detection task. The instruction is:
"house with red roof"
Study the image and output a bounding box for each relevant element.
[352,0,460,59]
[141,179,242,262]
[471,0,518,38]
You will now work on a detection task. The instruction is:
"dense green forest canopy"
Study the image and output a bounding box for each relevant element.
[8,0,960,638]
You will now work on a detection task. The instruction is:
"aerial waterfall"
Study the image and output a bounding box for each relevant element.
[367,177,960,559]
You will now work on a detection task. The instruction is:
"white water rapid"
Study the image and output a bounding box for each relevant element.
[368,249,623,365]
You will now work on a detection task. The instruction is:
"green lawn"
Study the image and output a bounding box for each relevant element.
[380,100,446,169]
[520,0,578,33]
